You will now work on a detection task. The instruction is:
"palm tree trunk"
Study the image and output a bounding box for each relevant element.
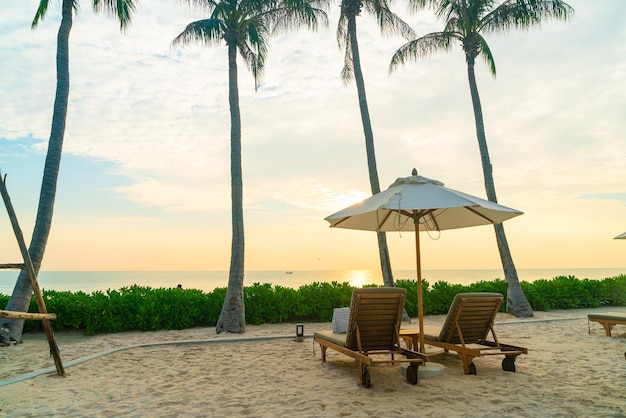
[465,54,533,317]
[0,0,73,346]
[347,14,395,288]
[216,41,246,333]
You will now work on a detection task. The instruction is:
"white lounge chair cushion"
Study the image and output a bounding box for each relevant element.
[332,307,350,334]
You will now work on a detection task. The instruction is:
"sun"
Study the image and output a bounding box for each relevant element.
[343,270,377,288]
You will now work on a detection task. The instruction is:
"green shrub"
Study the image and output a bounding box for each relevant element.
[602,275,626,306]
[295,281,354,322]
[0,294,10,309]
[466,278,508,295]
[425,281,466,315]
[245,283,280,325]
[395,279,418,317]
[1,274,625,336]
[44,290,90,330]
[204,286,227,325]
[273,285,299,323]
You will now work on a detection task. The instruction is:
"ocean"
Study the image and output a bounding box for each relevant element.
[1,268,624,296]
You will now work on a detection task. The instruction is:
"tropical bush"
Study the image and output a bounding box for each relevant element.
[2,274,624,335]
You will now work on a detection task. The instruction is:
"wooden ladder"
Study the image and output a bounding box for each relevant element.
[0,173,65,376]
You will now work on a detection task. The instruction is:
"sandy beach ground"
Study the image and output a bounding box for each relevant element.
[1,307,625,417]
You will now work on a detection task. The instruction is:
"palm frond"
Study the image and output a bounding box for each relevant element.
[32,0,51,28]
[171,19,224,47]
[32,0,82,28]
[235,16,271,89]
[435,0,464,23]
[389,31,455,73]
[443,16,461,33]
[93,0,138,31]
[238,40,264,89]
[340,35,354,84]
[478,34,497,77]
[245,18,269,68]
[270,0,329,34]
[481,0,574,34]
[336,13,349,49]
[176,0,220,10]
[362,0,416,41]
[173,0,332,86]
[237,0,268,20]
[406,0,432,15]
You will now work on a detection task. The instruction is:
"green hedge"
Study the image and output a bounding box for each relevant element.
[1,274,624,335]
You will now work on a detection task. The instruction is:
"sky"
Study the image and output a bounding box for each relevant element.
[0,0,624,273]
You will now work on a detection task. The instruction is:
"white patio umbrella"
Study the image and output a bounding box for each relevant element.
[325,170,523,353]
[615,232,626,239]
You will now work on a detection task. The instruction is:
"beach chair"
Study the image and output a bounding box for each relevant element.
[313,287,427,388]
[588,312,626,337]
[399,292,527,375]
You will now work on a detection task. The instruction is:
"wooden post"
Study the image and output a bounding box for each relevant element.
[414,211,425,354]
[0,310,57,320]
[0,173,65,376]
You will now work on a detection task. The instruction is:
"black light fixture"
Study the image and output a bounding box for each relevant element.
[296,323,304,342]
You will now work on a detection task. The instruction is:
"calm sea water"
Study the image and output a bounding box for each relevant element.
[1,268,624,296]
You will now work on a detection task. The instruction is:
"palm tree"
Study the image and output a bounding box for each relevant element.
[172,0,328,334]
[390,0,573,317]
[0,0,136,347]
[337,0,414,287]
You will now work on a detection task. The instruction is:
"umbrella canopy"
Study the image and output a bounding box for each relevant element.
[615,232,626,240]
[326,174,522,232]
[325,170,523,353]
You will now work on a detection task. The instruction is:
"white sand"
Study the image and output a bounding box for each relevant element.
[1,308,625,417]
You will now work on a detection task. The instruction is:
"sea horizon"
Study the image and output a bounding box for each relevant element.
[1,267,625,296]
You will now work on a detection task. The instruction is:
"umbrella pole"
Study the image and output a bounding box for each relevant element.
[414,215,425,354]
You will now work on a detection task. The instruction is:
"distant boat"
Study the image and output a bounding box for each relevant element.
[285,271,293,274]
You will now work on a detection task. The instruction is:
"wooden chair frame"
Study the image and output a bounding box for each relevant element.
[400,293,527,375]
[314,288,426,387]
[588,312,626,337]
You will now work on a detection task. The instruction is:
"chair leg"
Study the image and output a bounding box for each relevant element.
[502,354,517,372]
[602,323,614,337]
[459,354,477,375]
[359,362,371,388]
[320,345,327,362]
[400,335,414,350]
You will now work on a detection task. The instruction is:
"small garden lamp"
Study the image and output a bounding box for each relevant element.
[296,323,304,342]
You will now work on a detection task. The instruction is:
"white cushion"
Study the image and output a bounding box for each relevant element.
[332,307,350,334]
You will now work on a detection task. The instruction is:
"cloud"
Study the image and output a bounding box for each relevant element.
[581,193,626,204]
[1,0,625,270]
